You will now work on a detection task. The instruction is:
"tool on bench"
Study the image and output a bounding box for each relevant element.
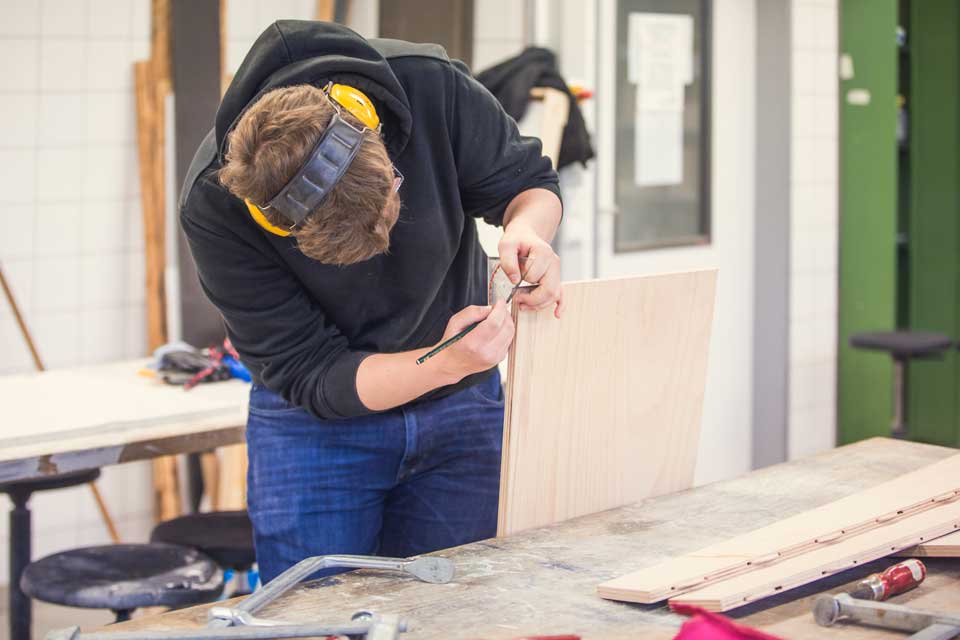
[48,554,453,640]
[205,553,453,630]
[847,558,926,601]
[47,617,404,640]
[813,593,960,639]
[417,274,527,365]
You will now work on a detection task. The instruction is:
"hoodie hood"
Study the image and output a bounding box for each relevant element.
[216,20,413,158]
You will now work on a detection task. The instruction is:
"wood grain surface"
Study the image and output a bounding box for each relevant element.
[498,271,717,536]
[901,529,960,558]
[598,450,960,608]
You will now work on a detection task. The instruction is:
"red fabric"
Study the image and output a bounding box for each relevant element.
[670,604,785,640]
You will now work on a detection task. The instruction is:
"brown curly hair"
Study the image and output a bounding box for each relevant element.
[219,84,400,265]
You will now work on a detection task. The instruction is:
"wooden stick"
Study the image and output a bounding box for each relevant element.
[88,481,122,543]
[200,451,221,511]
[139,0,180,523]
[217,444,248,510]
[0,265,43,371]
[0,263,122,543]
[529,87,569,170]
[316,0,335,21]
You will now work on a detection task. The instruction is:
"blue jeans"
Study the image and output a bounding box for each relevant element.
[245,371,504,584]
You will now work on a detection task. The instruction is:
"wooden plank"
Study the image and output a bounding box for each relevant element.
[597,451,960,609]
[217,443,248,510]
[134,59,167,352]
[669,495,960,611]
[316,0,335,21]
[529,87,570,168]
[899,530,960,558]
[497,271,717,536]
[99,439,956,640]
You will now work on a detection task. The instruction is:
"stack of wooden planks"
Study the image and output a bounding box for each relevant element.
[497,271,717,536]
[597,451,960,611]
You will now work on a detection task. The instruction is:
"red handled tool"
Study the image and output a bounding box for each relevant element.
[848,559,926,601]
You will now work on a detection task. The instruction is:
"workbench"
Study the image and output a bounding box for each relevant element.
[0,359,248,482]
[98,437,960,639]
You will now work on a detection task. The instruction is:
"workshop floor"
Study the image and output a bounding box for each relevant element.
[0,588,113,640]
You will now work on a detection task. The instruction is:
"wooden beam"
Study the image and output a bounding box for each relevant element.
[497,272,716,536]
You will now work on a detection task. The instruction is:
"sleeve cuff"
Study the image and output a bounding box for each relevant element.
[320,350,376,419]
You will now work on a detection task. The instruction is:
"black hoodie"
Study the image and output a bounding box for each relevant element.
[179,21,561,420]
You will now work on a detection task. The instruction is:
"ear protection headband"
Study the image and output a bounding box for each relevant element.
[245,83,381,237]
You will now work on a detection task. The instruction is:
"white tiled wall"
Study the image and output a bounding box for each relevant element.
[0,0,155,586]
[788,0,839,459]
[223,0,380,78]
[224,0,316,77]
[471,0,529,257]
[473,0,527,72]
[0,0,385,590]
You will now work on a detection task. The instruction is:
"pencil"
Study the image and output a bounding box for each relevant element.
[416,278,525,365]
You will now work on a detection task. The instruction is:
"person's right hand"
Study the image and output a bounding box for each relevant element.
[434,300,515,381]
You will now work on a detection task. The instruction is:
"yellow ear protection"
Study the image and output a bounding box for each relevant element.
[246,83,381,237]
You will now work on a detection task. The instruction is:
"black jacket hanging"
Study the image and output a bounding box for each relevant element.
[476,47,594,171]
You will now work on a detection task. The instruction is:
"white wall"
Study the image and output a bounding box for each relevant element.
[0,0,157,585]
[594,0,758,485]
[0,0,342,588]
[787,0,839,460]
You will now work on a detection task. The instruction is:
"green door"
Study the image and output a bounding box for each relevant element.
[906,0,960,446]
[838,0,898,444]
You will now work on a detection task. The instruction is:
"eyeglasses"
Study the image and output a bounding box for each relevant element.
[392,165,404,193]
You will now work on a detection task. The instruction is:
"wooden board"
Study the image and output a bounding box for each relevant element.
[669,494,960,611]
[900,530,960,557]
[101,438,960,640]
[598,451,960,610]
[497,271,717,536]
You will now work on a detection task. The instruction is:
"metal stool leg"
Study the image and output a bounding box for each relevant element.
[9,489,32,640]
[113,609,134,623]
[891,358,907,439]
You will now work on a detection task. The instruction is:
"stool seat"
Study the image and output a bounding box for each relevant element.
[0,468,100,496]
[20,544,223,612]
[151,511,255,570]
[850,331,953,359]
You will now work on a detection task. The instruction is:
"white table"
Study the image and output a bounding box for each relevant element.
[0,359,250,640]
[0,359,250,482]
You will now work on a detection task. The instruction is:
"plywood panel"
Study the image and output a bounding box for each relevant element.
[497,271,717,536]
[598,452,960,608]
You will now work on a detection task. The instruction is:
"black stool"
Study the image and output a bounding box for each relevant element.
[850,330,953,438]
[151,511,256,593]
[0,469,101,640]
[20,544,224,622]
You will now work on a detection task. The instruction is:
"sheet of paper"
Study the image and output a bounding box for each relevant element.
[627,12,694,187]
[634,109,684,187]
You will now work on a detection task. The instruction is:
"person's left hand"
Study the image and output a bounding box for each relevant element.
[498,220,564,318]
